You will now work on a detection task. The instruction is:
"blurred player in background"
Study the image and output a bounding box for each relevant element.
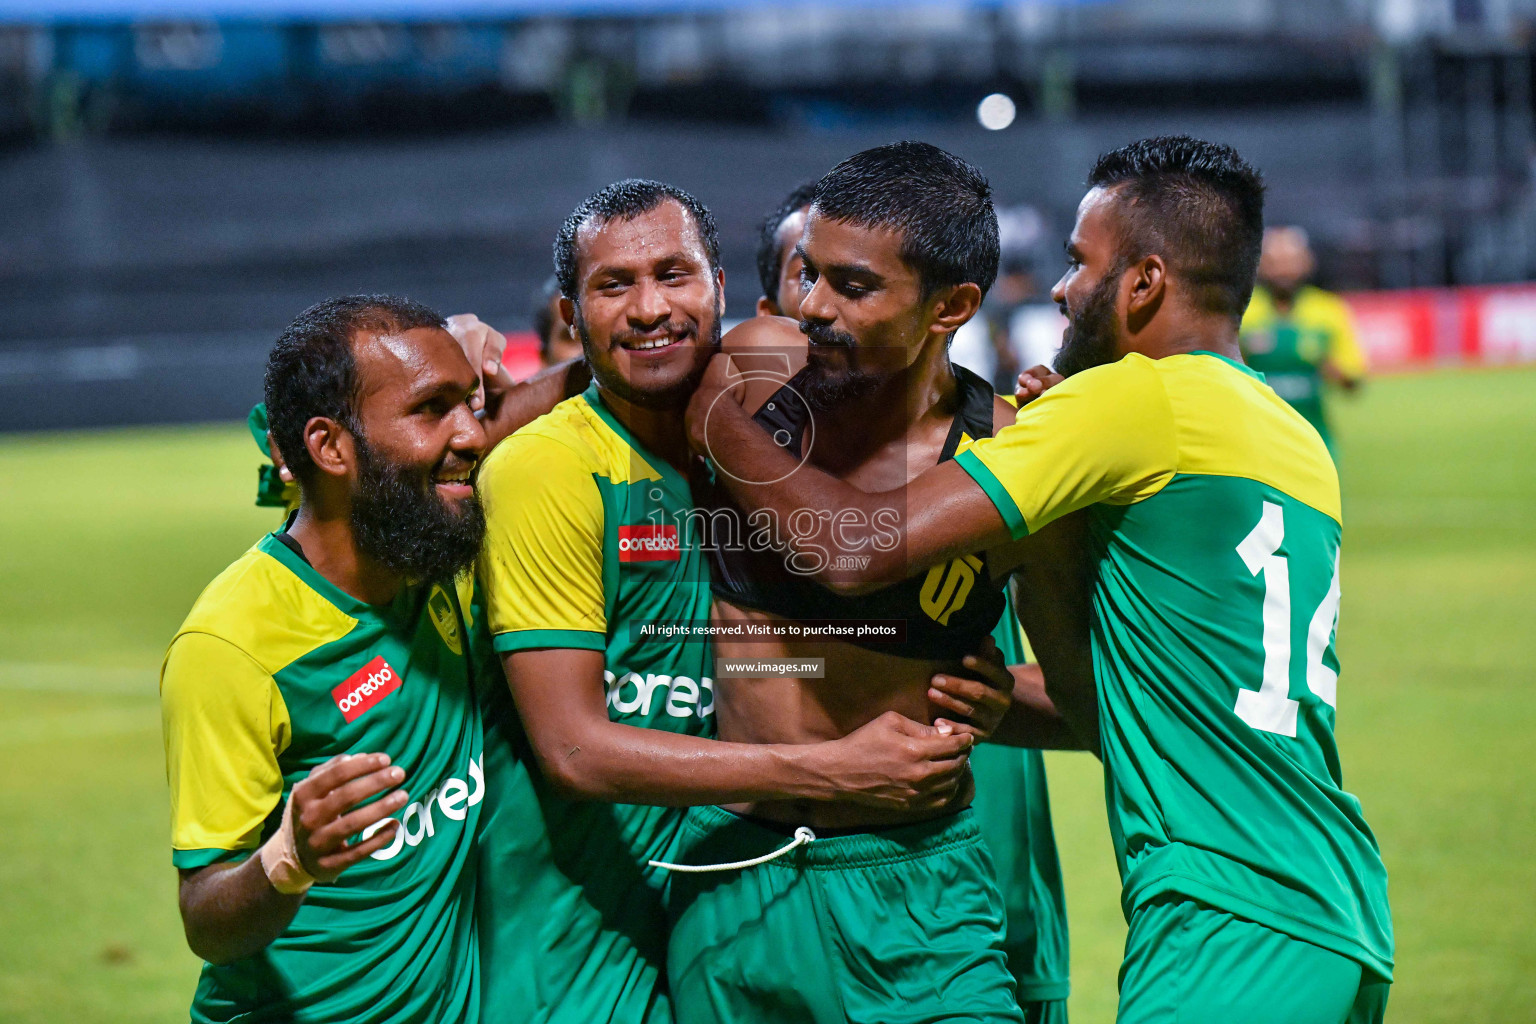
[532,274,584,367]
[1240,226,1368,455]
[999,260,1071,377]
[740,175,1075,1022]
[249,400,298,512]
[753,181,817,318]
[472,179,978,1024]
[162,296,488,1023]
[950,255,1031,392]
[693,136,1393,1024]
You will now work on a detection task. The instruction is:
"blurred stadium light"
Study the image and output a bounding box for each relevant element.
[2,0,1536,429]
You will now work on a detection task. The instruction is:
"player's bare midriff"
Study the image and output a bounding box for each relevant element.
[712,596,974,829]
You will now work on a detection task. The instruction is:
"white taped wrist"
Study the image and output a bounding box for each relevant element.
[259,792,314,895]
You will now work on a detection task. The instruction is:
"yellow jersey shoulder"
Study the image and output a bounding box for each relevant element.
[170,542,358,678]
[1245,285,1351,333]
[1292,285,1353,327]
[1152,353,1341,524]
[480,392,664,490]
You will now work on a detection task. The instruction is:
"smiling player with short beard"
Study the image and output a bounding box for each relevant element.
[162,295,490,1024]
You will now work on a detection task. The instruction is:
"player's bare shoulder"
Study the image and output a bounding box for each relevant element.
[720,316,807,414]
[992,393,1019,434]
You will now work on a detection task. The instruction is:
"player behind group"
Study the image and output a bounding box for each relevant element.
[470,178,989,1023]
[693,136,1393,1023]
[1240,225,1368,455]
[161,297,490,1022]
[663,150,1077,1022]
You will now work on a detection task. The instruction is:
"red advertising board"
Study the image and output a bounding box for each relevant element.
[1345,284,1536,370]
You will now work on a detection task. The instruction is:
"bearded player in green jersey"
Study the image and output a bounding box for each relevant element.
[472,179,980,1024]
[692,136,1392,1024]
[162,296,490,1022]
[1240,226,1368,455]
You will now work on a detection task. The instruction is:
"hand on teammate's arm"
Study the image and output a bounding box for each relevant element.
[928,636,1013,739]
[1014,364,1064,405]
[985,663,1088,751]
[505,648,973,812]
[445,313,590,449]
[445,314,508,415]
[684,353,1013,592]
[176,753,408,964]
[928,638,1084,750]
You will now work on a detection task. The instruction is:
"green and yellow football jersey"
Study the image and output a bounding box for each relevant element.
[1240,285,1367,447]
[475,383,715,1024]
[160,531,483,1024]
[955,351,1393,982]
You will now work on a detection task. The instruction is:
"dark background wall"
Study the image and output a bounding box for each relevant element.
[6,0,1536,431]
[0,109,1383,430]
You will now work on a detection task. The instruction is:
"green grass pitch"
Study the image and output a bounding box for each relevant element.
[0,367,1531,1023]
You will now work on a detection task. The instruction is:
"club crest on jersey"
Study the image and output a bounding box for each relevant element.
[333,656,402,723]
[618,524,680,563]
[427,585,463,655]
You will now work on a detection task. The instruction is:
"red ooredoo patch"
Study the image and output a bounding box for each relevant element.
[617,524,680,563]
[332,656,402,723]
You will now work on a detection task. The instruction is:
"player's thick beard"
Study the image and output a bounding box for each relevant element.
[1054,269,1123,378]
[349,432,486,588]
[799,321,885,411]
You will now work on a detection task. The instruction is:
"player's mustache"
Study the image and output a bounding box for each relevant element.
[800,321,858,350]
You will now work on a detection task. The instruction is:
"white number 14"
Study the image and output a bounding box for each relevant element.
[1233,501,1341,737]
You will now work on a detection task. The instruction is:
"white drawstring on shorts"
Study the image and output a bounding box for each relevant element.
[648,826,817,873]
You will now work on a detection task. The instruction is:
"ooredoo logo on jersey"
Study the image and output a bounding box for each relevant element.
[332,656,402,722]
[617,524,680,562]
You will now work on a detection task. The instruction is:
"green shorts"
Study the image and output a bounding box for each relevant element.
[1118,896,1389,1024]
[666,805,1025,1024]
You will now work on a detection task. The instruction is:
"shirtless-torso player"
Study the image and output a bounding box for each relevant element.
[663,143,1093,1024]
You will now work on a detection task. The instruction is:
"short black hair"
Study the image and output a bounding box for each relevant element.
[811,142,999,300]
[263,294,445,485]
[531,275,561,355]
[1086,135,1266,321]
[755,181,819,302]
[553,179,720,303]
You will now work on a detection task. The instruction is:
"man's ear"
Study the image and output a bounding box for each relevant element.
[558,297,577,331]
[303,416,354,480]
[930,282,984,337]
[1126,255,1166,332]
[755,296,779,318]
